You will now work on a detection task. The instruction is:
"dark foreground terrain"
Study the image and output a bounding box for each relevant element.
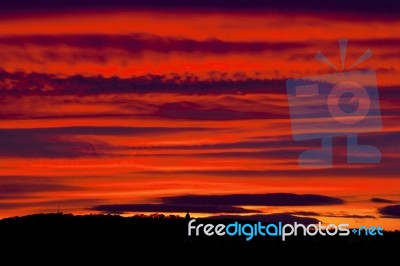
[0,213,398,264]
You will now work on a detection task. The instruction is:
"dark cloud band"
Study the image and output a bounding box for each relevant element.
[379,204,400,217]
[1,0,399,15]
[92,204,258,214]
[162,193,344,206]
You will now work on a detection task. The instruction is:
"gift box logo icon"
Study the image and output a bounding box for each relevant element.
[286,39,382,168]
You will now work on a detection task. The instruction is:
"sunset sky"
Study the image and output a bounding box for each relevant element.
[0,1,399,230]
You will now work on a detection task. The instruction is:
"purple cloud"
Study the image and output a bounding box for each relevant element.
[92,204,259,214]
[0,126,210,158]
[208,213,319,225]
[161,193,344,206]
[0,35,306,54]
[1,0,399,16]
[371,197,396,204]
[379,205,400,218]
[0,70,286,96]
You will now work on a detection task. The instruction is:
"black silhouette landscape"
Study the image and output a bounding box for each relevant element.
[0,213,398,263]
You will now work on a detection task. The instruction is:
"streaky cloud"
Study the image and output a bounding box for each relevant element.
[207,213,319,225]
[371,197,396,203]
[0,34,306,54]
[162,193,344,206]
[92,204,259,214]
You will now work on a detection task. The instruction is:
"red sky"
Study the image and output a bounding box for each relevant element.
[0,7,399,230]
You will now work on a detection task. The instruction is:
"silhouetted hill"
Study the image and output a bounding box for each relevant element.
[0,213,398,264]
